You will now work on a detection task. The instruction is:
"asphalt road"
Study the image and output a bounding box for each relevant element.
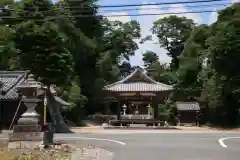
[55,132,240,160]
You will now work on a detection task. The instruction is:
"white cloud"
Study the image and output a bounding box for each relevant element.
[130,3,201,67]
[208,9,218,25]
[231,0,240,3]
[105,3,201,67]
[104,12,131,23]
[166,4,201,24]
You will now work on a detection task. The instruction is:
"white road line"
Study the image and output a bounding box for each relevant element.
[218,137,240,148]
[56,136,126,145]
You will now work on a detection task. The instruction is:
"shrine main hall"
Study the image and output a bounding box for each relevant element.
[103,67,173,126]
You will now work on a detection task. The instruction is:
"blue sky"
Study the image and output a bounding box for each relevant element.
[51,0,238,66]
[98,0,238,66]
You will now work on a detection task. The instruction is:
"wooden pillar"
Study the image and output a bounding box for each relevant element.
[117,102,121,120]
[177,111,181,126]
[196,111,200,126]
[153,103,158,120]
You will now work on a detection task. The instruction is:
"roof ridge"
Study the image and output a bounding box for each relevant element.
[104,69,139,88]
[104,68,158,89]
[0,70,27,74]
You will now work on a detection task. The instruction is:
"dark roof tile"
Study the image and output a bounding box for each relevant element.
[104,68,173,92]
[0,71,27,100]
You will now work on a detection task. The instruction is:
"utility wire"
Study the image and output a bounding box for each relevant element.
[0,10,218,20]
[0,0,226,20]
[99,3,227,12]
[101,10,218,17]
[8,0,227,9]
[63,0,226,8]
[6,2,227,14]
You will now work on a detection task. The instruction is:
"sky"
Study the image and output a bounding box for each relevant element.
[51,0,239,66]
[99,0,239,67]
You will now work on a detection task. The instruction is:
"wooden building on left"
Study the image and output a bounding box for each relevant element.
[0,71,70,131]
[0,71,27,129]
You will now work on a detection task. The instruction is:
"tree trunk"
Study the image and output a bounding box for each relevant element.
[47,89,73,133]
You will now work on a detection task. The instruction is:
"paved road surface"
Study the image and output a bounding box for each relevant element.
[54,132,240,160]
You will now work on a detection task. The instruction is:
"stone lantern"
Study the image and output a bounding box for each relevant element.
[9,74,44,142]
[122,104,127,115]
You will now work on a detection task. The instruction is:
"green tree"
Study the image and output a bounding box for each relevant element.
[0,0,16,25]
[151,16,195,70]
[83,19,140,114]
[175,25,210,99]
[10,0,76,132]
[205,3,240,126]
[14,21,73,87]
[142,51,159,68]
[147,62,176,85]
[0,25,15,69]
[142,51,177,85]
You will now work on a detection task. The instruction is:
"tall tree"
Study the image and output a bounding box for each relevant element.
[151,16,195,70]
[0,0,18,69]
[11,0,75,132]
[0,25,15,69]
[142,51,177,85]
[0,0,16,25]
[142,51,159,68]
[175,24,210,99]
[86,19,140,114]
[205,3,240,126]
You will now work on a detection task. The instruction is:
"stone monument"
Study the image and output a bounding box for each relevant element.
[8,74,44,142]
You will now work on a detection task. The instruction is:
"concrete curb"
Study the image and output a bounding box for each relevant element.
[70,128,240,134]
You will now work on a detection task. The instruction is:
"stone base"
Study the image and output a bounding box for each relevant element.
[13,125,41,132]
[8,132,42,142]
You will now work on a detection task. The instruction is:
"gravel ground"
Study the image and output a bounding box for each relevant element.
[6,140,114,160]
[63,140,114,160]
[72,148,114,160]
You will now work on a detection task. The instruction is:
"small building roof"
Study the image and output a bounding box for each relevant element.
[0,71,27,100]
[0,71,69,106]
[104,67,173,92]
[175,101,200,111]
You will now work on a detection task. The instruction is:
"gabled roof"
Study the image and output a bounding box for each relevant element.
[0,71,67,107]
[0,71,27,100]
[104,68,173,92]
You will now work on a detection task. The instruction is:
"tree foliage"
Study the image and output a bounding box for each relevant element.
[148,3,240,127]
[0,0,240,128]
[142,51,158,68]
[152,15,195,70]
[14,21,73,86]
[204,3,240,126]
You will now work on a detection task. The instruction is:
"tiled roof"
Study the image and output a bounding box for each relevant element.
[0,71,69,106]
[105,82,172,92]
[0,71,27,100]
[175,101,200,111]
[104,68,173,92]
